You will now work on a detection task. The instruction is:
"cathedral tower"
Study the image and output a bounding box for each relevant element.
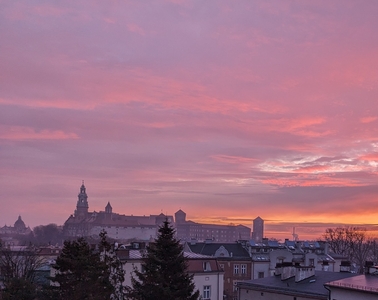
[75,181,89,219]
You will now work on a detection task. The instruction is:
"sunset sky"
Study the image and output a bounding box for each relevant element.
[1,1,378,240]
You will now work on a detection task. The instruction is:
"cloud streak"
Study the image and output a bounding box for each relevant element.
[1,0,378,239]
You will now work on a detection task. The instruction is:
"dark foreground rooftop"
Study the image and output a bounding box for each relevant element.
[237,271,358,298]
[325,274,378,294]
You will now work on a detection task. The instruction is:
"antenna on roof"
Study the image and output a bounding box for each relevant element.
[292,227,298,241]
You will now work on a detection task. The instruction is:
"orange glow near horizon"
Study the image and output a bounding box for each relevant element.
[1,1,378,239]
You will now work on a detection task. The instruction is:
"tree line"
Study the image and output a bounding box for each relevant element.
[0,220,199,300]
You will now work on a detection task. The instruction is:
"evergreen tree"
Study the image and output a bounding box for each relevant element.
[128,219,199,300]
[52,231,125,300]
[1,278,36,300]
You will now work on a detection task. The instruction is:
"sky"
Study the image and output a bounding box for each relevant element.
[1,0,378,240]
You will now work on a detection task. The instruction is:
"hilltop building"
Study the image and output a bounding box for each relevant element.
[64,183,253,243]
[63,182,173,241]
[0,216,31,235]
[251,216,264,242]
[0,216,32,246]
[175,209,251,242]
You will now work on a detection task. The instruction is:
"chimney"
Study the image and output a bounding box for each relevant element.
[275,263,282,276]
[324,242,329,255]
[322,261,329,272]
[364,261,374,274]
[295,266,315,282]
[340,261,351,273]
[281,262,296,280]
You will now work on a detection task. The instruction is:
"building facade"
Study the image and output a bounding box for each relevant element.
[185,240,252,300]
[118,246,224,300]
[175,210,251,242]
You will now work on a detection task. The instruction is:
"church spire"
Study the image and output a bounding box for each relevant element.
[105,202,112,214]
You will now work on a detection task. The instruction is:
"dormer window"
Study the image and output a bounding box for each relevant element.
[203,261,211,272]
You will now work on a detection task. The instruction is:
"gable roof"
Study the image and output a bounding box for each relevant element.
[187,242,250,258]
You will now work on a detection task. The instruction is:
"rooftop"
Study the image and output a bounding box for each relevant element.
[325,274,378,294]
[187,242,250,258]
[238,271,358,298]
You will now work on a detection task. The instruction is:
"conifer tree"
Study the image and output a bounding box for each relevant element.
[52,231,125,300]
[128,219,199,300]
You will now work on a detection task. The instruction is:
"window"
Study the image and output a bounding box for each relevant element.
[258,271,264,278]
[203,261,211,272]
[219,264,224,270]
[241,264,247,274]
[203,285,211,299]
[234,264,239,274]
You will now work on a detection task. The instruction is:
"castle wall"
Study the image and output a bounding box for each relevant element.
[90,225,156,241]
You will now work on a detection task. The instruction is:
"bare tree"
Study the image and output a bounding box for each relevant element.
[0,242,46,289]
[323,227,374,273]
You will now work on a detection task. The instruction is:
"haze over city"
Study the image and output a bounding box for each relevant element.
[1,0,378,240]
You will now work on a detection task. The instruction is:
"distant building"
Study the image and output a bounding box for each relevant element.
[175,210,251,242]
[0,216,32,243]
[251,216,264,243]
[0,215,31,235]
[63,182,173,241]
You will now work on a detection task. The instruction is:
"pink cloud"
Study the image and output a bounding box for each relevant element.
[293,165,330,173]
[0,126,78,140]
[127,23,145,35]
[360,152,378,161]
[210,155,258,164]
[360,116,377,124]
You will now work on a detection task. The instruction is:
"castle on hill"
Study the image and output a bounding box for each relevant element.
[63,182,173,241]
[63,182,258,242]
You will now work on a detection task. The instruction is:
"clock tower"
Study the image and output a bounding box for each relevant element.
[75,181,89,219]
